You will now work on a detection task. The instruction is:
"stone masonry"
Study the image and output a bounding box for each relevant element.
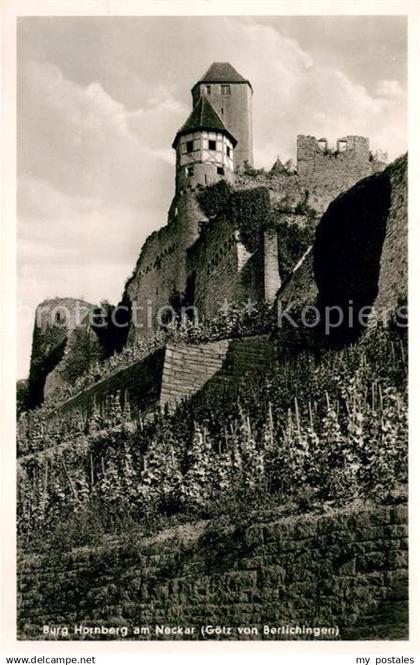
[44,334,277,420]
[17,503,408,641]
[121,66,386,349]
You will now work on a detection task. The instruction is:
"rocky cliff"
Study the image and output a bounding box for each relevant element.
[279,153,407,342]
[26,298,98,409]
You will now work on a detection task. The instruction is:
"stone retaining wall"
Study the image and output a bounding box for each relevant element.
[49,347,165,417]
[17,503,408,641]
[47,334,280,418]
[160,335,276,409]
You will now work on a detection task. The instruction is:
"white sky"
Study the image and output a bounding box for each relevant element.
[17,16,407,378]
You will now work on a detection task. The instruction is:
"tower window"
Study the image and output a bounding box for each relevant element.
[186,140,194,153]
[217,166,225,176]
[186,166,194,177]
[205,85,211,94]
[221,84,231,95]
[208,140,216,151]
[226,146,231,157]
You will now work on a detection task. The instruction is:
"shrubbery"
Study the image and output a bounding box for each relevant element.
[275,221,315,280]
[197,181,316,277]
[17,321,407,554]
[229,187,271,253]
[21,303,277,418]
[196,180,233,221]
[20,181,318,414]
[61,327,101,383]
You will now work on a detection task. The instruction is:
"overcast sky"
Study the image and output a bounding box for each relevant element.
[17,15,407,378]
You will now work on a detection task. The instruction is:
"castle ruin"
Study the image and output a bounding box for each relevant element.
[27,62,390,407]
[18,59,408,643]
[123,62,386,344]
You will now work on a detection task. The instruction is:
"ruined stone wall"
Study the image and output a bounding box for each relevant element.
[234,169,344,218]
[42,334,279,420]
[47,348,165,418]
[235,136,385,216]
[234,170,305,208]
[374,154,407,314]
[124,223,179,340]
[297,135,370,179]
[27,298,97,409]
[34,298,95,334]
[160,335,275,409]
[43,325,100,399]
[17,503,408,641]
[297,135,386,213]
[187,217,264,321]
[125,191,206,344]
[276,154,407,341]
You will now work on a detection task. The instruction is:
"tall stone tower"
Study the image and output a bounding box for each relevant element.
[191,62,253,169]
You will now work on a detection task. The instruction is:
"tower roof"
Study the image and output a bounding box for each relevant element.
[172,97,237,149]
[270,157,284,175]
[192,62,252,91]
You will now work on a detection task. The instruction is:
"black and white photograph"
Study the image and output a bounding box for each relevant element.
[3,4,414,653]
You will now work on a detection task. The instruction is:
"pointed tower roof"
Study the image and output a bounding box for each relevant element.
[192,62,252,91]
[270,157,284,174]
[172,97,237,149]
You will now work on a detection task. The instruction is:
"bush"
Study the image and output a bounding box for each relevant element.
[198,182,272,253]
[17,321,407,553]
[274,220,315,279]
[61,327,101,383]
[229,187,271,253]
[197,180,233,220]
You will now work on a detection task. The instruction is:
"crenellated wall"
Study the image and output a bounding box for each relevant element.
[114,132,388,354]
[29,136,388,406]
[298,135,370,180]
[236,136,385,217]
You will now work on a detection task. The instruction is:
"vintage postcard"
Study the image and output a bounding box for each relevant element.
[2,0,419,659]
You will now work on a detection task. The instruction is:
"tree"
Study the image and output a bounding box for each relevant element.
[16,380,29,416]
[61,327,101,383]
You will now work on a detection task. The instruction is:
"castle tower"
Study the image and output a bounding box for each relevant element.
[172,96,237,192]
[191,63,253,169]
